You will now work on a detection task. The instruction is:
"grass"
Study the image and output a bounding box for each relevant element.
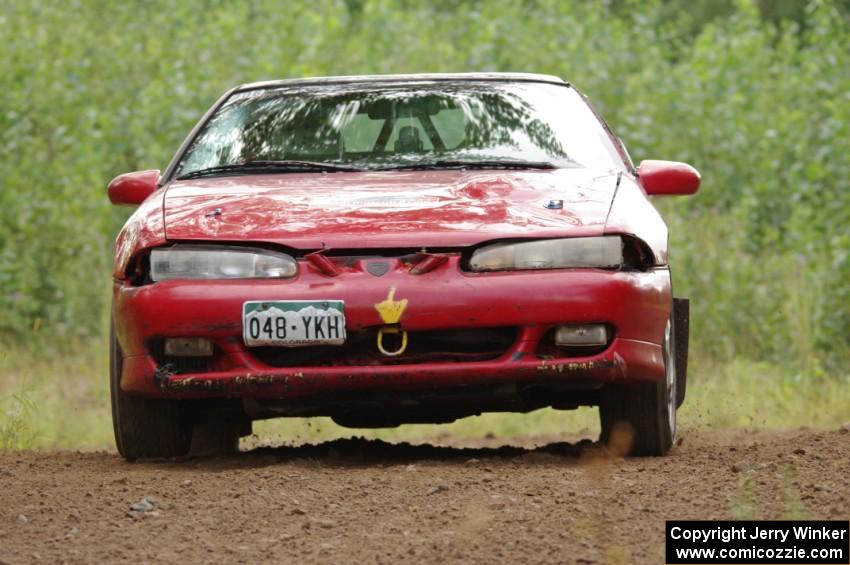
[1,339,848,451]
[0,338,113,450]
[0,390,38,451]
[2,1,848,452]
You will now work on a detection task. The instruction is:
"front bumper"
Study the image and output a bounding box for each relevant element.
[113,257,671,400]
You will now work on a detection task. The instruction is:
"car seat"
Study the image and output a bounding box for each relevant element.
[394,126,423,153]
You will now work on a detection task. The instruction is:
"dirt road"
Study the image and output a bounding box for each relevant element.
[1,428,848,564]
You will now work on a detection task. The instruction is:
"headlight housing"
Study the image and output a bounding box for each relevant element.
[468,236,623,272]
[150,245,298,281]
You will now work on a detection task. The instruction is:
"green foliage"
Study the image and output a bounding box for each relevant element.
[0,337,112,450]
[0,0,848,373]
[0,390,38,450]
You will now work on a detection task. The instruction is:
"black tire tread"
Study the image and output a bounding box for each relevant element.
[110,324,192,461]
[673,297,689,408]
[599,379,673,456]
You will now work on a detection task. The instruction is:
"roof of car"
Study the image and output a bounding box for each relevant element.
[236,72,569,92]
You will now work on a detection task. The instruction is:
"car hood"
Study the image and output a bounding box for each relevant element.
[163,169,620,249]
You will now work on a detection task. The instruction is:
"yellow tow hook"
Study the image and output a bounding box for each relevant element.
[377,325,408,357]
[374,287,409,356]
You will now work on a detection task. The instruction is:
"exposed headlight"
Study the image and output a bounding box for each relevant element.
[150,245,297,281]
[468,236,623,272]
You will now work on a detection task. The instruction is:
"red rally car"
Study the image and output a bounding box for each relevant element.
[108,73,700,460]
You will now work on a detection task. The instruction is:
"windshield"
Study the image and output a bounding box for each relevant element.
[174,81,625,177]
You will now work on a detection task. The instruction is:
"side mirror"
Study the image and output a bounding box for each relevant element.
[107,170,160,206]
[637,160,700,196]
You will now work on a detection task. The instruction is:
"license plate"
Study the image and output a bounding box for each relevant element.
[242,300,346,347]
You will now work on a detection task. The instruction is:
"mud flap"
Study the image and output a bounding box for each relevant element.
[673,297,689,408]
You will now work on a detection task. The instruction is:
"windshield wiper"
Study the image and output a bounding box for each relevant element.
[373,159,559,172]
[176,160,363,180]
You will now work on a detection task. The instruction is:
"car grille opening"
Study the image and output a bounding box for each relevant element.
[249,327,518,367]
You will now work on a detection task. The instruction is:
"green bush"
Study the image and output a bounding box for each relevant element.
[1,0,847,371]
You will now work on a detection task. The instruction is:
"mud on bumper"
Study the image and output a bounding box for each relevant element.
[113,261,671,401]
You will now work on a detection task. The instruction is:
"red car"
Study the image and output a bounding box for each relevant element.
[108,73,699,460]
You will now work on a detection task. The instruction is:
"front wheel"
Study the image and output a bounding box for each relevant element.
[599,318,677,456]
[110,323,192,461]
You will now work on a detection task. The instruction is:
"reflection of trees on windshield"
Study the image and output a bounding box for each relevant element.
[457,90,568,161]
[179,84,577,174]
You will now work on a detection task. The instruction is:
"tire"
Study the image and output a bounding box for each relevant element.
[673,297,689,408]
[599,317,677,456]
[110,323,192,461]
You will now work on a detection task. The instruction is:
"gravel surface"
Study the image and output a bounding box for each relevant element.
[0,428,848,564]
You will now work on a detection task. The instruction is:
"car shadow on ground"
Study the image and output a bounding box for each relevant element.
[144,436,606,469]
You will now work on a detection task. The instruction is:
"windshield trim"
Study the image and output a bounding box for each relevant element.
[235,72,569,93]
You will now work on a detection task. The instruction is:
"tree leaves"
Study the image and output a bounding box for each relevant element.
[1,0,847,368]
